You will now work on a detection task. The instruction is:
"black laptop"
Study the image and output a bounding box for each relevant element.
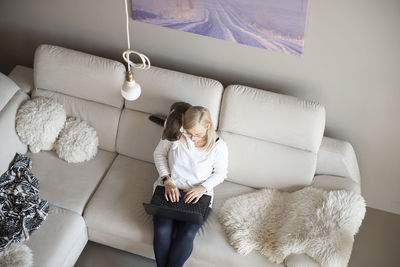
[143,186,211,224]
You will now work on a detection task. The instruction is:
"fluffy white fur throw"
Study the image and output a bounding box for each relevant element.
[55,117,98,163]
[16,97,66,153]
[0,243,33,267]
[219,187,366,267]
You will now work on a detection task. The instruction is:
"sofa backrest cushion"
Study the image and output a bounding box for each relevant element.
[116,66,224,163]
[124,66,223,129]
[34,45,124,108]
[219,85,326,189]
[33,44,125,152]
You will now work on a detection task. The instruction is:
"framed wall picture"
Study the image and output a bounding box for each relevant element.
[132,0,310,55]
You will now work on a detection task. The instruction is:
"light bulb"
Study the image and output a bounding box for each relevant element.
[121,71,141,101]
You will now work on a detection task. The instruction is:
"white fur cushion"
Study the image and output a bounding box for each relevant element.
[219,187,366,267]
[55,117,99,163]
[16,97,66,153]
[0,243,33,267]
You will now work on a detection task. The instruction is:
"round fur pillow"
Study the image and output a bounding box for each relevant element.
[0,243,33,267]
[55,117,99,163]
[16,97,66,153]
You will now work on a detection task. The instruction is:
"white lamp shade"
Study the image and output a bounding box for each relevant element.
[121,80,141,101]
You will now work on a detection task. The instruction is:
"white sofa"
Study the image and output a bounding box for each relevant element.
[0,44,361,267]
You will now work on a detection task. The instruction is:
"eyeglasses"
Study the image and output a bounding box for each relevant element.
[182,129,207,140]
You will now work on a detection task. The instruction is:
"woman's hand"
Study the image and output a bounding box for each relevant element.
[164,178,180,202]
[184,185,207,204]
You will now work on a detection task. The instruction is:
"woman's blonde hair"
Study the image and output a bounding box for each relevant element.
[182,106,216,152]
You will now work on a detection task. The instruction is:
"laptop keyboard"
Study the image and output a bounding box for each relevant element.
[152,192,206,215]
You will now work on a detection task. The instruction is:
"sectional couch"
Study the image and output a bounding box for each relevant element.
[0,44,361,267]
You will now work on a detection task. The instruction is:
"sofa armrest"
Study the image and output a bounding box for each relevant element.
[8,65,34,95]
[0,73,29,174]
[285,253,321,267]
[312,175,361,194]
[0,72,20,111]
[316,136,361,184]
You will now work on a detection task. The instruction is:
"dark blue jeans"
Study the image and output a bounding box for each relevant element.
[153,209,210,267]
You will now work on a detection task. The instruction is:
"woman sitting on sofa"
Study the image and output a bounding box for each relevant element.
[153,106,228,267]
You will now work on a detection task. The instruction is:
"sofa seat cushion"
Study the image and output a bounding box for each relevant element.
[187,181,284,267]
[25,205,88,267]
[27,149,116,214]
[83,155,158,258]
[84,155,283,266]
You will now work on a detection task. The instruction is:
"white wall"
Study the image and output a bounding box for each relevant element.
[0,0,399,214]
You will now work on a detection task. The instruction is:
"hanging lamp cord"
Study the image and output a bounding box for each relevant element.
[123,0,151,72]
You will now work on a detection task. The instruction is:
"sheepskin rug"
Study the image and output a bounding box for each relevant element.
[55,117,98,163]
[0,243,33,267]
[16,97,66,153]
[219,187,366,267]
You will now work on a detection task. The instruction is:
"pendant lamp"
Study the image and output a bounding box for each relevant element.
[121,0,151,101]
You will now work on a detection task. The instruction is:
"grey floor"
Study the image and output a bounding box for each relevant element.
[75,207,400,267]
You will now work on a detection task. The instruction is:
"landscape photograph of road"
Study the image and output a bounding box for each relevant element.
[132,0,310,55]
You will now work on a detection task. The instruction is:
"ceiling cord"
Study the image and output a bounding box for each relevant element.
[123,0,151,72]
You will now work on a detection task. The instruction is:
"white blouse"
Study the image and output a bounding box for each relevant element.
[153,137,228,207]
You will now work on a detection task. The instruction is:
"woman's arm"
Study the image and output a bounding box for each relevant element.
[154,139,181,202]
[201,141,229,192]
[184,141,229,204]
[153,139,172,177]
